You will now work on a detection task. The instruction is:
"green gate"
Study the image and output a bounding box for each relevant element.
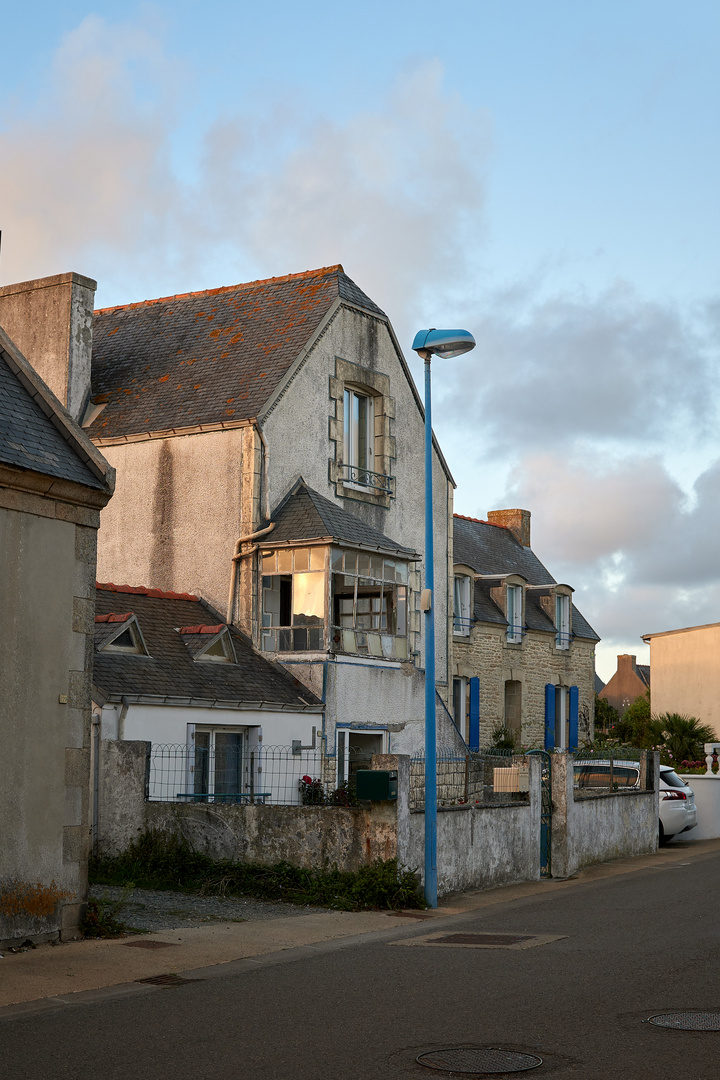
[527,750,552,876]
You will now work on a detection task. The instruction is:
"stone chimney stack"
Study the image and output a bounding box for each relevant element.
[0,272,96,423]
[487,508,531,548]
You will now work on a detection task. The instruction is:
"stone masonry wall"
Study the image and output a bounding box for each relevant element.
[453,626,596,747]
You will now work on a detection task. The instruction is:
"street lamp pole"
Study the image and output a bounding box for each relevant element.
[423,352,438,907]
[412,328,476,910]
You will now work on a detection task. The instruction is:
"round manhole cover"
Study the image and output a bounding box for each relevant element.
[416,1047,542,1074]
[647,1012,720,1031]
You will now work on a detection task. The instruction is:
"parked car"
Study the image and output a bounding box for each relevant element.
[573,760,697,845]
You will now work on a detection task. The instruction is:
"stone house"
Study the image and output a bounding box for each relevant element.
[598,653,650,717]
[451,510,599,750]
[0,323,114,946]
[0,266,458,779]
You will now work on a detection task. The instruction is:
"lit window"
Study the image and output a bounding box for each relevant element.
[507,584,523,644]
[343,388,375,486]
[261,546,327,653]
[453,575,472,636]
[556,594,571,650]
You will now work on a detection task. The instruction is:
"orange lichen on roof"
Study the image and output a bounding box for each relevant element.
[178,624,224,635]
[93,264,345,316]
[95,612,133,623]
[97,582,199,601]
[453,513,509,530]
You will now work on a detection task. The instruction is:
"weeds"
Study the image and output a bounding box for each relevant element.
[90,831,426,911]
[82,884,135,938]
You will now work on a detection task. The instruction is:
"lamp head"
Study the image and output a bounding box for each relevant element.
[412,328,476,360]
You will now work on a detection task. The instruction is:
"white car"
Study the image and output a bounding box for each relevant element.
[573,761,697,845]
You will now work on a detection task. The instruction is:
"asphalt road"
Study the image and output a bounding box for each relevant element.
[3,846,720,1080]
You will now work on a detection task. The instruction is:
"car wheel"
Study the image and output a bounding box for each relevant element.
[659,820,668,846]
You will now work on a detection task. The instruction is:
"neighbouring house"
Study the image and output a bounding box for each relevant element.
[598,654,650,717]
[451,510,599,750]
[0,266,458,780]
[642,624,720,738]
[0,322,114,946]
[92,582,323,814]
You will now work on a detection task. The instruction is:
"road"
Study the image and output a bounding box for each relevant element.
[3,843,719,1080]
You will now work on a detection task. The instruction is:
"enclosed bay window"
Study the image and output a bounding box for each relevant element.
[453,574,472,636]
[260,544,411,660]
[506,584,523,644]
[555,593,571,650]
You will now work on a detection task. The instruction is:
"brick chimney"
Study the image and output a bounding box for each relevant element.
[617,654,638,675]
[487,508,531,548]
[0,271,96,423]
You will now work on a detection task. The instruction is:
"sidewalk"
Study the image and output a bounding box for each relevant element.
[3,836,718,1012]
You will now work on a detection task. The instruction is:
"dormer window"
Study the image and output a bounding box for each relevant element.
[178,624,236,663]
[95,612,148,655]
[555,594,571,650]
[507,584,523,644]
[453,574,472,636]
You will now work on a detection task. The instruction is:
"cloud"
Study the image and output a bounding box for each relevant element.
[0,18,490,322]
[438,281,717,453]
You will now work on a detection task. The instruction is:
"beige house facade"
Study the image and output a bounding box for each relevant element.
[451,510,598,750]
[0,316,114,946]
[642,623,720,739]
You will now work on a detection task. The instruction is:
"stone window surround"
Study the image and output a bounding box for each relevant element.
[452,564,474,637]
[328,357,396,508]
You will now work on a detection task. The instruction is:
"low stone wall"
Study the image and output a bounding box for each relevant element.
[402,757,541,895]
[677,774,720,839]
[97,741,397,871]
[551,754,659,878]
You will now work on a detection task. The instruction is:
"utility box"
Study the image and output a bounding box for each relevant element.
[355,769,398,801]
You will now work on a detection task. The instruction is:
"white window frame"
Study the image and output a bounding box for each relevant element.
[191,725,248,799]
[506,584,523,644]
[336,727,387,785]
[453,575,472,636]
[343,387,375,487]
[556,594,571,650]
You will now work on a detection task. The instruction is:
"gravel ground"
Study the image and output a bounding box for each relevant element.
[89,886,332,932]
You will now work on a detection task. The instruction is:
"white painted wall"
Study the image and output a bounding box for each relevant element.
[100,702,318,748]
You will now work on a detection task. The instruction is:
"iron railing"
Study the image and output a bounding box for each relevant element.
[338,463,394,495]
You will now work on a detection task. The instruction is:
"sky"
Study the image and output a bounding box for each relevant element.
[2,1,719,680]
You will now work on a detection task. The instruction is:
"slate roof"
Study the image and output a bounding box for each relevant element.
[0,350,106,490]
[267,479,419,557]
[93,584,323,708]
[453,514,599,642]
[636,664,651,687]
[594,673,606,694]
[88,265,385,440]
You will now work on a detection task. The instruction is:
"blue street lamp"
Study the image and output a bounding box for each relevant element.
[412,328,476,908]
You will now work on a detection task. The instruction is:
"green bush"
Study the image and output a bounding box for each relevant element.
[90,831,426,911]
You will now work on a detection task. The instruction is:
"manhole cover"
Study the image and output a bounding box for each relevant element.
[123,940,180,950]
[433,934,533,947]
[417,1047,542,1074]
[135,973,202,986]
[647,1012,720,1031]
[387,911,434,920]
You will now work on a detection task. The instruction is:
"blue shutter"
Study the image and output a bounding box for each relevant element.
[569,686,579,751]
[469,677,480,751]
[544,684,556,750]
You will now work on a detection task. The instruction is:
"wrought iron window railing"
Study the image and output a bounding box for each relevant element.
[338,463,394,495]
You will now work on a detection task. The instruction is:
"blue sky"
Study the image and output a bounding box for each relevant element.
[2,2,720,680]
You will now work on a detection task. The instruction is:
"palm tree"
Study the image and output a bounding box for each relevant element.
[653,713,716,763]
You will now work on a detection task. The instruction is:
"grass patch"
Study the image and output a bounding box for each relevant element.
[90,831,426,911]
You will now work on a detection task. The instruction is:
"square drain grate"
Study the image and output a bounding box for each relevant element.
[390,931,566,950]
[135,973,203,986]
[123,940,180,950]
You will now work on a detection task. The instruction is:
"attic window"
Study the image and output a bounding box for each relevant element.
[198,633,234,663]
[103,622,146,655]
